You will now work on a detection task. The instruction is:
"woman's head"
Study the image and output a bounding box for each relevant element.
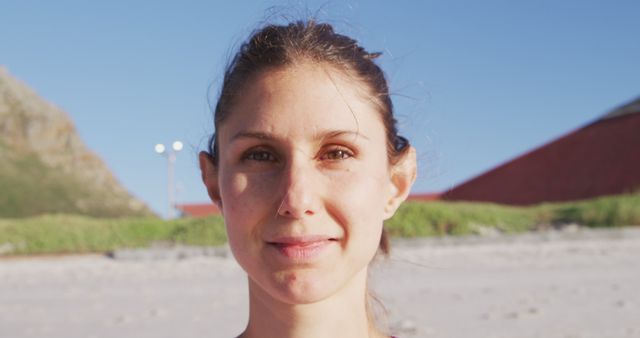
[199,20,416,305]
[209,20,410,169]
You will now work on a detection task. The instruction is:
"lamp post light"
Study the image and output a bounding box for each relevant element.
[155,140,183,219]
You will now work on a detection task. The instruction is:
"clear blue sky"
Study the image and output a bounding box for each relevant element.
[2,1,639,217]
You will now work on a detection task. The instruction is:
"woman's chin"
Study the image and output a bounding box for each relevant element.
[259,270,341,305]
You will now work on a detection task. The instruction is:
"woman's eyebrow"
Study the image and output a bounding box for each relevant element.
[231,131,275,142]
[319,130,370,142]
[230,130,370,142]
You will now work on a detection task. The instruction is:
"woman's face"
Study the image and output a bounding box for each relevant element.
[210,62,399,304]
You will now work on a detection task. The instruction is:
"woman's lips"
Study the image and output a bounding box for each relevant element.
[266,235,338,261]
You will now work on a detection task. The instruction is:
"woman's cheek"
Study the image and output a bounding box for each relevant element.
[327,164,388,206]
[221,173,275,226]
[327,171,385,267]
[325,167,389,231]
[222,173,271,268]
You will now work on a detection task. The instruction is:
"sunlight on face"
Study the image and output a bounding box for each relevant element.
[216,62,394,304]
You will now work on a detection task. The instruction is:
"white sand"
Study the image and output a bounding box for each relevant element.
[1,227,639,338]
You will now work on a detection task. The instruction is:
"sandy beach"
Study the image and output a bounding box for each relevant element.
[1,227,639,338]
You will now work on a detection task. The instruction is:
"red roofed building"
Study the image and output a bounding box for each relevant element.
[441,96,640,205]
[175,203,220,218]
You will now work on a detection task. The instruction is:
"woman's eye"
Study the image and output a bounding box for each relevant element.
[243,150,276,162]
[321,148,353,161]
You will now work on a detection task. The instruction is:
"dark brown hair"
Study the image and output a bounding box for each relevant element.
[208,19,410,255]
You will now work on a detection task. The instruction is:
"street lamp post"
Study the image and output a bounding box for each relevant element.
[155,141,183,219]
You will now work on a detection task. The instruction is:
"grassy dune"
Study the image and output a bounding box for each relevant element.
[386,192,640,237]
[1,192,639,256]
[0,215,226,255]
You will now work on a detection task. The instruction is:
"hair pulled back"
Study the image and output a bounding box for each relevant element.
[209,19,410,254]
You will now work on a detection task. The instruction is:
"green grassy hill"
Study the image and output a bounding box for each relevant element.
[0,141,149,218]
[0,66,152,218]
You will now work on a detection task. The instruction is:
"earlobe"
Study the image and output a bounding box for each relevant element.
[198,151,223,211]
[383,146,417,220]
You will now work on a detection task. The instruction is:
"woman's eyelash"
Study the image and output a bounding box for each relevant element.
[320,147,354,161]
[242,146,354,163]
[243,149,277,162]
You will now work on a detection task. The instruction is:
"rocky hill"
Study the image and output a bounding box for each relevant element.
[0,66,153,218]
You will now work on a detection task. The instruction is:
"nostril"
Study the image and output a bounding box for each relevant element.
[304,210,314,215]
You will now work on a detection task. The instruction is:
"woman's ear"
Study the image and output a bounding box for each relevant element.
[383,146,417,220]
[198,151,223,212]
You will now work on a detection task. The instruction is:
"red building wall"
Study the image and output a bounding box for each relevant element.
[441,111,640,205]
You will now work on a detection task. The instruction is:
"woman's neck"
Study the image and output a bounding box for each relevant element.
[239,268,386,338]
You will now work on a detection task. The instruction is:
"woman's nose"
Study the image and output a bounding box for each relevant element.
[276,161,318,219]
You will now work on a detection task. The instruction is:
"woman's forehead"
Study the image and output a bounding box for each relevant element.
[219,63,385,142]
